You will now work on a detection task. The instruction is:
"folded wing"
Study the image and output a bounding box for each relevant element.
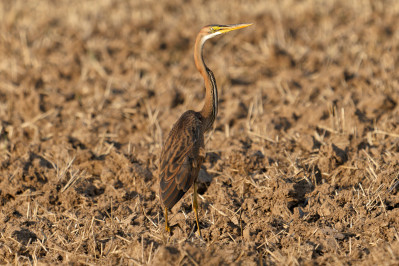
[159,111,204,209]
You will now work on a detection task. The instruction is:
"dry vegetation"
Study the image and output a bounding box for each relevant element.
[1,0,399,265]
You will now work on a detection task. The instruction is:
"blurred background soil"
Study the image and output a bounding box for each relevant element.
[0,0,398,264]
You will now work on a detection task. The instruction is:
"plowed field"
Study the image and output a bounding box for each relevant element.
[1,0,398,264]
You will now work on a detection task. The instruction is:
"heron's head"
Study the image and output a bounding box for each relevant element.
[200,23,253,42]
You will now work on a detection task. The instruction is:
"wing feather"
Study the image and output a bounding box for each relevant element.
[159,111,204,209]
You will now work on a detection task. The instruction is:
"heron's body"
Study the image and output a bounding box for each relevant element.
[159,23,252,237]
[159,110,205,209]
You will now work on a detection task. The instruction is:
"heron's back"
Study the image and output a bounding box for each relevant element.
[159,111,205,209]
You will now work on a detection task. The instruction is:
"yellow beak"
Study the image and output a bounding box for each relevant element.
[217,23,253,34]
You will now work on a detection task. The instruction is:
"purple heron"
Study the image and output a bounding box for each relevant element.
[159,23,252,237]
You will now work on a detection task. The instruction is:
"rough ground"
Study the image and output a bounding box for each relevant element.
[1,0,399,265]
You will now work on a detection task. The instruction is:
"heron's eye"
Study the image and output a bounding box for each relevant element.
[210,27,215,32]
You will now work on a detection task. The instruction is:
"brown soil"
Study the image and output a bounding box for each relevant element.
[1,0,399,265]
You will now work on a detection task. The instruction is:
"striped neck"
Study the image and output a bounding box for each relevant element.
[194,32,218,132]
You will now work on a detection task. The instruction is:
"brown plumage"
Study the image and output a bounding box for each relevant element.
[159,111,204,205]
[159,23,252,237]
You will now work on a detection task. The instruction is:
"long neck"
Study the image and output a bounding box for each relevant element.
[194,33,218,132]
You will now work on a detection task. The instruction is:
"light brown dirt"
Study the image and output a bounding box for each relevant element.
[1,0,399,265]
